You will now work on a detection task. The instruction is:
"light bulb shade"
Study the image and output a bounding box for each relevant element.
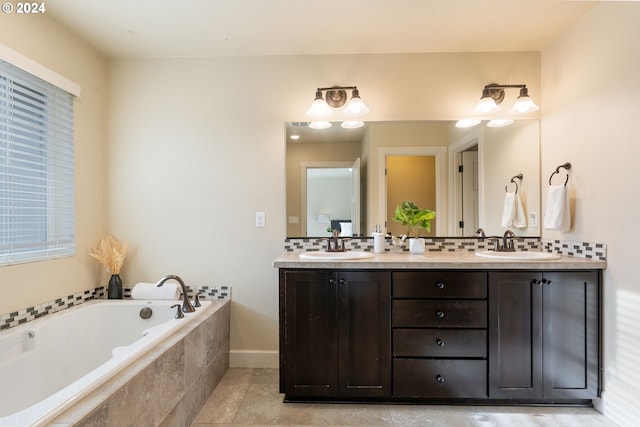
[487,119,514,128]
[343,89,369,116]
[341,120,364,129]
[509,96,539,114]
[473,96,501,114]
[309,121,332,129]
[455,119,481,128]
[306,98,332,118]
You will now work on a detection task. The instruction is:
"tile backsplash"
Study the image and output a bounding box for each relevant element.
[1,284,230,331]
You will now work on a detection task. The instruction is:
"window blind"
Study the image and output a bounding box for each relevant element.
[0,59,75,265]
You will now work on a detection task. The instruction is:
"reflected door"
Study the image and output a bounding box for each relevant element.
[386,156,436,237]
[461,150,479,236]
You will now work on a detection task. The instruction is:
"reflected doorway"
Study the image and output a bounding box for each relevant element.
[386,156,436,237]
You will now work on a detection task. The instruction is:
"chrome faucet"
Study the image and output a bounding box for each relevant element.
[155,274,196,313]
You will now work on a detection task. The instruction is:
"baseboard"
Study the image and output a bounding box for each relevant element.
[230,350,279,368]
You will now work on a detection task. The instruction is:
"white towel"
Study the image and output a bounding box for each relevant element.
[131,282,181,300]
[501,192,516,227]
[544,185,571,231]
[501,192,527,228]
[512,193,527,229]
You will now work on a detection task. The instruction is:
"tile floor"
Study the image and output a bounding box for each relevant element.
[191,368,618,427]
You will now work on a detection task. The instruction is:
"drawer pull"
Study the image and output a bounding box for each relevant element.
[436,374,445,384]
[436,282,445,289]
[436,311,445,318]
[435,338,445,347]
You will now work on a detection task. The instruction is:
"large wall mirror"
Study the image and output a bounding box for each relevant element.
[286,120,540,238]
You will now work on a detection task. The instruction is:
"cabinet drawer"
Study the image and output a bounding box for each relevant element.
[393,300,487,328]
[394,359,487,398]
[393,271,486,299]
[394,329,487,358]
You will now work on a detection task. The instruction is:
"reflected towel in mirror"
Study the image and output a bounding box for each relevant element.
[501,192,527,228]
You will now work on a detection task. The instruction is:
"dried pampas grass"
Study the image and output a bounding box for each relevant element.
[90,236,127,274]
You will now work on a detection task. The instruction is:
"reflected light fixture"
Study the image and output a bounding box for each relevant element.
[341,120,364,129]
[473,83,539,115]
[309,121,332,130]
[306,86,369,126]
[455,119,482,128]
[487,119,514,128]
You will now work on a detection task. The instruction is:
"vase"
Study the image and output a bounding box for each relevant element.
[409,238,425,255]
[108,274,123,299]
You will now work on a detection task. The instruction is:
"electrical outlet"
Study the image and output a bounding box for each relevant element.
[255,212,266,228]
[529,212,538,227]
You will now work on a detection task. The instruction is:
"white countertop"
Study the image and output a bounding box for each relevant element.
[273,251,606,270]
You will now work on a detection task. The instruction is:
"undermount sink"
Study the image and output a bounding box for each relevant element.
[475,251,561,261]
[299,251,375,260]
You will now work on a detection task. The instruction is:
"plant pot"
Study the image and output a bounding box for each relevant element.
[409,238,425,255]
[108,274,123,299]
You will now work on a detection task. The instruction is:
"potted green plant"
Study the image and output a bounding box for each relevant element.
[392,200,436,254]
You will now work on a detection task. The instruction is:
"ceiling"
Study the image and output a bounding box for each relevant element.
[46,0,597,59]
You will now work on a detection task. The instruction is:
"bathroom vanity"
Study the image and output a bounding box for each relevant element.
[274,251,604,405]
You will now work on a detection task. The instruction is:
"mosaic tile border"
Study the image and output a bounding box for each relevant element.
[285,236,607,260]
[1,284,231,332]
[285,236,542,253]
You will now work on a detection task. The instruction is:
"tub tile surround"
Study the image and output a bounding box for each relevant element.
[50,299,230,427]
[0,284,230,331]
[284,237,607,260]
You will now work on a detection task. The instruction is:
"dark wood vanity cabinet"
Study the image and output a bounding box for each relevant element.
[279,269,391,400]
[278,266,601,404]
[488,271,600,401]
[392,271,489,399]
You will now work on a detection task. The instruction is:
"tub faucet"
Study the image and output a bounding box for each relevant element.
[155,275,196,313]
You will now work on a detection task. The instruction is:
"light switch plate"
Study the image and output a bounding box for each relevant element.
[256,212,266,228]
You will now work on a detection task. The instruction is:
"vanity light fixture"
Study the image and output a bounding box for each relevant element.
[306,86,370,123]
[473,83,539,115]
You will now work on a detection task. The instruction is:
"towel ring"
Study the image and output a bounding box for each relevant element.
[548,162,571,186]
[505,173,523,193]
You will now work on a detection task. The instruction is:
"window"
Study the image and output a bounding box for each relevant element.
[0,59,75,265]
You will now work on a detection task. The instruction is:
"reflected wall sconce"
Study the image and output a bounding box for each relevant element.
[307,86,369,129]
[473,83,540,115]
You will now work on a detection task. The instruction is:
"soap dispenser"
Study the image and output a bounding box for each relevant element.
[372,225,385,254]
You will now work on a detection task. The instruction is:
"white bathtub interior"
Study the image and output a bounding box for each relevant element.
[0,299,212,427]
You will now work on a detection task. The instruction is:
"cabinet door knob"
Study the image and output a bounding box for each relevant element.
[436,375,445,384]
[329,278,336,285]
[435,338,445,347]
[436,282,445,289]
[436,311,445,318]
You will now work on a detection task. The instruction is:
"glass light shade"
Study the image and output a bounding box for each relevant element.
[306,98,332,118]
[309,121,332,129]
[509,96,540,114]
[343,97,369,116]
[487,119,514,128]
[341,120,364,129]
[473,97,501,114]
[455,119,481,128]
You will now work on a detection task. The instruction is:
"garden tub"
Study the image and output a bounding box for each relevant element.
[0,299,215,426]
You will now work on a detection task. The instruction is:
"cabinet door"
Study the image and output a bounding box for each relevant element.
[281,270,338,398]
[543,271,599,399]
[338,271,391,397]
[488,272,543,399]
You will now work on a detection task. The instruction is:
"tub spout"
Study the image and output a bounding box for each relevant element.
[155,275,196,313]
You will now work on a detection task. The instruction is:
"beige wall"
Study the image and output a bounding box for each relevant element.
[0,16,107,314]
[106,53,539,366]
[541,3,640,426]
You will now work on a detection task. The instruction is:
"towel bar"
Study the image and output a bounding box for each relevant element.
[548,162,571,186]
